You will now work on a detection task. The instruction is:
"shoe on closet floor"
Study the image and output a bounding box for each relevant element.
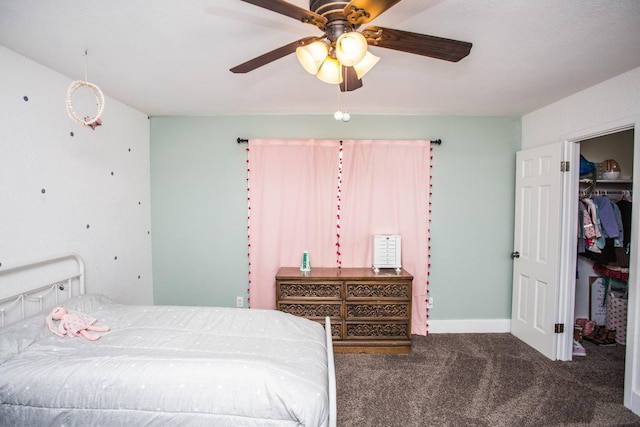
[573,340,587,357]
[594,328,617,346]
[575,318,596,336]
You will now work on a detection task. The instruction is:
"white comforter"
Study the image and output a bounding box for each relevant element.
[0,295,330,426]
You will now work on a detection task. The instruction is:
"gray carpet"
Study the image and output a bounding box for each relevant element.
[335,333,640,427]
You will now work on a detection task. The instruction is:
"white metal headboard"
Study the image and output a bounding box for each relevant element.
[0,253,85,327]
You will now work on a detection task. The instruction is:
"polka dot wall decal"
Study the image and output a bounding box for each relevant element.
[110,172,114,176]
[114,256,118,260]
[70,132,74,137]
[41,189,46,194]
[86,224,90,229]
[23,96,29,101]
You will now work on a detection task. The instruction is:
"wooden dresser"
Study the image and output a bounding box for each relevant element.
[275,267,413,353]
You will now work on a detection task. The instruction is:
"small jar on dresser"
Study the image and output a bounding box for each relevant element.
[275,267,413,354]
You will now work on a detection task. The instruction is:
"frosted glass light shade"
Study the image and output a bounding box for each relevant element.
[316,57,343,84]
[353,51,380,79]
[335,31,368,66]
[296,41,329,75]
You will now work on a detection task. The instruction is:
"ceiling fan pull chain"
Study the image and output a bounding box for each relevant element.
[334,84,344,121]
[334,80,350,122]
[343,83,350,122]
[341,70,350,122]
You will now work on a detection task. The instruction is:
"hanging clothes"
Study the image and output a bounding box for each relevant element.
[591,196,619,239]
[615,197,632,267]
[579,198,603,255]
[617,198,632,247]
[578,196,623,264]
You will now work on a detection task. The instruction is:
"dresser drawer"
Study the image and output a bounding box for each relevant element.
[318,318,343,341]
[346,281,411,300]
[278,301,342,319]
[277,281,342,300]
[346,302,410,320]
[345,321,410,340]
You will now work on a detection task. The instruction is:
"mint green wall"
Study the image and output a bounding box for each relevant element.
[150,115,521,320]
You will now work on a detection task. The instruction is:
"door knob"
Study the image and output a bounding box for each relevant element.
[511,251,520,259]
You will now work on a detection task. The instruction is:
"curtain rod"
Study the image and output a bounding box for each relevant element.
[236,138,442,145]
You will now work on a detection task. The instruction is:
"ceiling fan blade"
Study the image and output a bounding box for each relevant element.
[230,37,322,73]
[343,0,402,25]
[362,26,472,62]
[239,0,327,28]
[340,66,363,92]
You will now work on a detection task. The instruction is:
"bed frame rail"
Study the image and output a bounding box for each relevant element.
[0,253,85,327]
[325,316,337,427]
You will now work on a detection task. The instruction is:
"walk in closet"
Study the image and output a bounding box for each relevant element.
[575,129,633,354]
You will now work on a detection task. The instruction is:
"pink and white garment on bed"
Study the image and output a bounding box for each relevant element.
[60,312,98,336]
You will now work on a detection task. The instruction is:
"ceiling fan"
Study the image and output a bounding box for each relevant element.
[230,0,472,92]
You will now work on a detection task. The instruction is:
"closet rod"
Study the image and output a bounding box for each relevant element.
[236,138,443,145]
[581,189,632,196]
[580,190,633,200]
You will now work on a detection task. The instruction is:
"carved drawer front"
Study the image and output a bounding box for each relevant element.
[346,302,410,320]
[278,302,342,319]
[345,322,410,340]
[346,281,411,300]
[278,282,342,300]
[319,318,343,340]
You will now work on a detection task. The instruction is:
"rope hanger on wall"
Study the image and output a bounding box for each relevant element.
[66,49,105,130]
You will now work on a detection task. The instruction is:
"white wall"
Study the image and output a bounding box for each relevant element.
[0,45,153,304]
[522,67,640,147]
[521,66,640,414]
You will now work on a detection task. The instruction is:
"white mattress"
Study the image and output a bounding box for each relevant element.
[0,295,330,426]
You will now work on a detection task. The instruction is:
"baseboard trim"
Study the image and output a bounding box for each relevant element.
[427,319,511,334]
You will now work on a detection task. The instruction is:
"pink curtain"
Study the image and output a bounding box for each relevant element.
[247,139,340,309]
[248,139,431,335]
[340,140,431,335]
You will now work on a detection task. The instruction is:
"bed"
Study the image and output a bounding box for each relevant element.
[0,254,337,426]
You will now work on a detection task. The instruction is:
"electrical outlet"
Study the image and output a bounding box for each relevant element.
[236,296,244,308]
[427,297,434,309]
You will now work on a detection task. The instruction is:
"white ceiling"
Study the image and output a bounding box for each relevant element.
[1,0,639,117]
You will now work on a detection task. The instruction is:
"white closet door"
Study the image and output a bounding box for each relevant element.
[511,142,563,359]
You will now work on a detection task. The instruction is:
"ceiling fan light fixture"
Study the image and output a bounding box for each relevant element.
[335,31,368,67]
[296,41,329,75]
[316,56,343,84]
[353,51,380,79]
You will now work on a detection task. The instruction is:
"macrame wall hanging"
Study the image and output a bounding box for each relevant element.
[66,50,105,130]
